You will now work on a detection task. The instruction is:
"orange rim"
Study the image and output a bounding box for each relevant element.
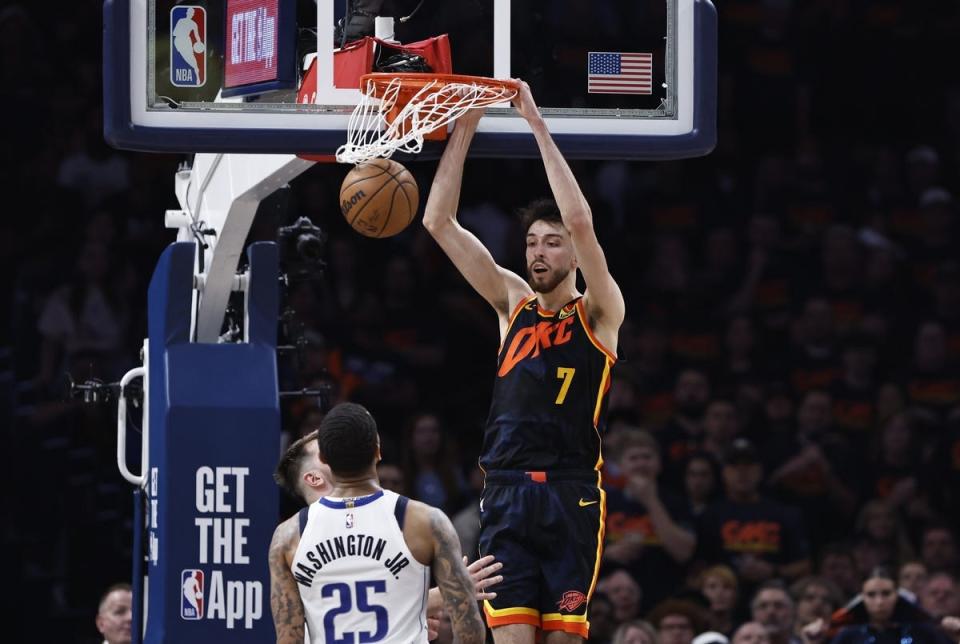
[359,73,520,99]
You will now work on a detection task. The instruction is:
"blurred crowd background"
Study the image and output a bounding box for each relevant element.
[3,0,960,642]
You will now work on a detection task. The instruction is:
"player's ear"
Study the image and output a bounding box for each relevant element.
[303,470,325,488]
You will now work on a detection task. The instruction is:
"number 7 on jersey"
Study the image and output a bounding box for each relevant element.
[555,367,575,404]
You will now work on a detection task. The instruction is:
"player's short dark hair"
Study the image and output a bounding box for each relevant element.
[274,430,319,499]
[519,198,563,234]
[318,402,379,476]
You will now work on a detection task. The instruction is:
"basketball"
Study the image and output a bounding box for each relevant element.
[193,41,205,54]
[339,159,419,238]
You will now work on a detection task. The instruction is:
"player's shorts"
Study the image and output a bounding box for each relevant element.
[478,469,605,639]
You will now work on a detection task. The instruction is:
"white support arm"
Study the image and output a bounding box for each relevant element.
[174,153,315,343]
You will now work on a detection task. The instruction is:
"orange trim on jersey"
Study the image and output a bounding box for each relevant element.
[542,616,590,638]
[484,602,540,618]
[498,294,537,354]
[526,471,547,483]
[586,486,607,600]
[593,358,613,428]
[484,602,541,629]
[542,612,588,623]
[575,299,618,362]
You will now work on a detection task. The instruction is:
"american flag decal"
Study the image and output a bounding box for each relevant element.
[587,52,653,95]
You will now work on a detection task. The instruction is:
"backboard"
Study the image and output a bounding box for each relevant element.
[104,0,716,160]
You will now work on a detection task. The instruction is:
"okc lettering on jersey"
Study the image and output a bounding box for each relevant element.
[498,316,576,377]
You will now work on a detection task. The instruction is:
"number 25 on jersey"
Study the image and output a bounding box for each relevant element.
[321,580,389,643]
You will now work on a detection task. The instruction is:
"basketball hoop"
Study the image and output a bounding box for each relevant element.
[335,73,520,164]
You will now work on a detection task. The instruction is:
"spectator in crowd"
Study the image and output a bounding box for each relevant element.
[683,452,722,518]
[701,399,742,463]
[921,524,960,576]
[803,567,948,644]
[751,581,799,644]
[697,439,811,591]
[906,321,960,422]
[611,620,659,644]
[786,299,839,395]
[726,214,791,328]
[816,544,861,599]
[717,315,763,391]
[597,568,644,624]
[36,239,130,388]
[95,583,132,644]
[919,572,960,620]
[402,412,468,514]
[765,389,859,546]
[376,461,408,496]
[732,622,772,644]
[604,430,696,610]
[899,561,929,601]
[57,108,131,209]
[790,577,843,644]
[851,500,916,574]
[699,564,740,636]
[647,599,709,644]
[830,334,879,445]
[660,369,712,481]
[588,592,618,644]
[863,411,929,514]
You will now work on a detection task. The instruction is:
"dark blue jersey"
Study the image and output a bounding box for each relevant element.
[480,295,617,472]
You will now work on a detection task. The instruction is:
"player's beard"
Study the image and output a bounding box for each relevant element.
[527,264,570,294]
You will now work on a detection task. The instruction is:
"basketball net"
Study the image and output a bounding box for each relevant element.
[335,73,519,164]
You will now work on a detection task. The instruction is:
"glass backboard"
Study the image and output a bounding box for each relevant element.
[104,0,716,159]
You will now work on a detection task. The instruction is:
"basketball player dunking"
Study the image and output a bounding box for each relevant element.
[423,81,625,643]
[269,403,486,644]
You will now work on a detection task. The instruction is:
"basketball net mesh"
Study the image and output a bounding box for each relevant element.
[335,76,518,164]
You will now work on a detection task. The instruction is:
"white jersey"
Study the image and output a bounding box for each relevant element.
[292,489,430,644]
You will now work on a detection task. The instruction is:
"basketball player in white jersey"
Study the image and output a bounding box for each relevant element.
[269,403,486,644]
[273,429,503,639]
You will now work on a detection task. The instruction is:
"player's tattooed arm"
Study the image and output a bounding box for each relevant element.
[269,518,305,644]
[429,508,487,644]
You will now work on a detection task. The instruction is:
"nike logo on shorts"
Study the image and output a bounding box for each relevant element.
[578,499,598,507]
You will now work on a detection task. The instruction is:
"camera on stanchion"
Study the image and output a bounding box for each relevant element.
[277,216,327,280]
[67,374,142,407]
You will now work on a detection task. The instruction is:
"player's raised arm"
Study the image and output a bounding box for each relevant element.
[422,108,531,318]
[513,81,625,332]
[269,517,305,644]
[425,507,486,644]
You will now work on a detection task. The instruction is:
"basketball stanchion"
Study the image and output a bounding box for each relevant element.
[335,73,520,164]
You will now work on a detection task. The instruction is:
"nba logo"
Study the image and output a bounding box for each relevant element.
[180,569,205,620]
[170,6,206,87]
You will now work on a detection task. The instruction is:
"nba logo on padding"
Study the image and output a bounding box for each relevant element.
[181,569,205,620]
[170,5,206,87]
